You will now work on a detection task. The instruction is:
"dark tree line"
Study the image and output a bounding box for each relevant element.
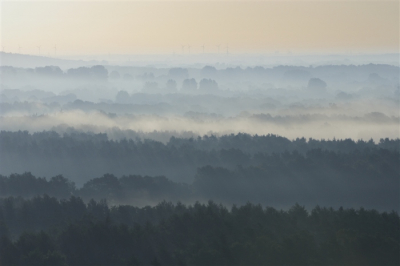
[1,143,399,211]
[2,130,398,155]
[0,173,188,203]
[1,130,398,185]
[0,196,398,265]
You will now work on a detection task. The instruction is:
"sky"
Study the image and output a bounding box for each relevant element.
[0,0,399,56]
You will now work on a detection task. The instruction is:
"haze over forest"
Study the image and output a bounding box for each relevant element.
[1,52,399,141]
[0,1,399,265]
[1,51,398,204]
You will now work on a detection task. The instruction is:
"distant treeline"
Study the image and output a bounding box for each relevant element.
[1,131,399,186]
[1,63,399,81]
[2,130,398,155]
[0,196,398,265]
[1,131,399,210]
[0,173,188,204]
[1,140,399,210]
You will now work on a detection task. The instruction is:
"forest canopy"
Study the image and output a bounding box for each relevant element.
[0,196,399,266]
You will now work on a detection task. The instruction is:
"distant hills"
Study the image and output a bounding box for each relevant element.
[0,52,107,69]
[1,51,399,69]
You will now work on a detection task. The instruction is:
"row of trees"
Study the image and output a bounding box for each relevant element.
[1,143,399,210]
[1,130,398,210]
[180,78,218,91]
[0,196,399,265]
[115,78,219,96]
[1,130,398,155]
[166,64,399,81]
[3,64,397,80]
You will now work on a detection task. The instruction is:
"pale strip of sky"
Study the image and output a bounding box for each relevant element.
[1,0,398,55]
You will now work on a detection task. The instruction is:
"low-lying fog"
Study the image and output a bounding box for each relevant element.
[1,56,399,141]
[0,110,398,142]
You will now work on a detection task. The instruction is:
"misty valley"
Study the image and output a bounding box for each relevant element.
[0,52,399,265]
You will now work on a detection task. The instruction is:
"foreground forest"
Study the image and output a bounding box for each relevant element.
[0,196,399,266]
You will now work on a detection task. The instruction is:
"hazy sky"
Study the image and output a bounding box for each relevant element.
[1,1,398,55]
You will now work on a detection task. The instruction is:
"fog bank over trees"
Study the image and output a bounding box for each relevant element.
[0,111,398,142]
[1,61,398,141]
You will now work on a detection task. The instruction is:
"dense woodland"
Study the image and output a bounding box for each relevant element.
[0,196,399,266]
[1,131,399,210]
[1,130,399,184]
[1,131,399,264]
